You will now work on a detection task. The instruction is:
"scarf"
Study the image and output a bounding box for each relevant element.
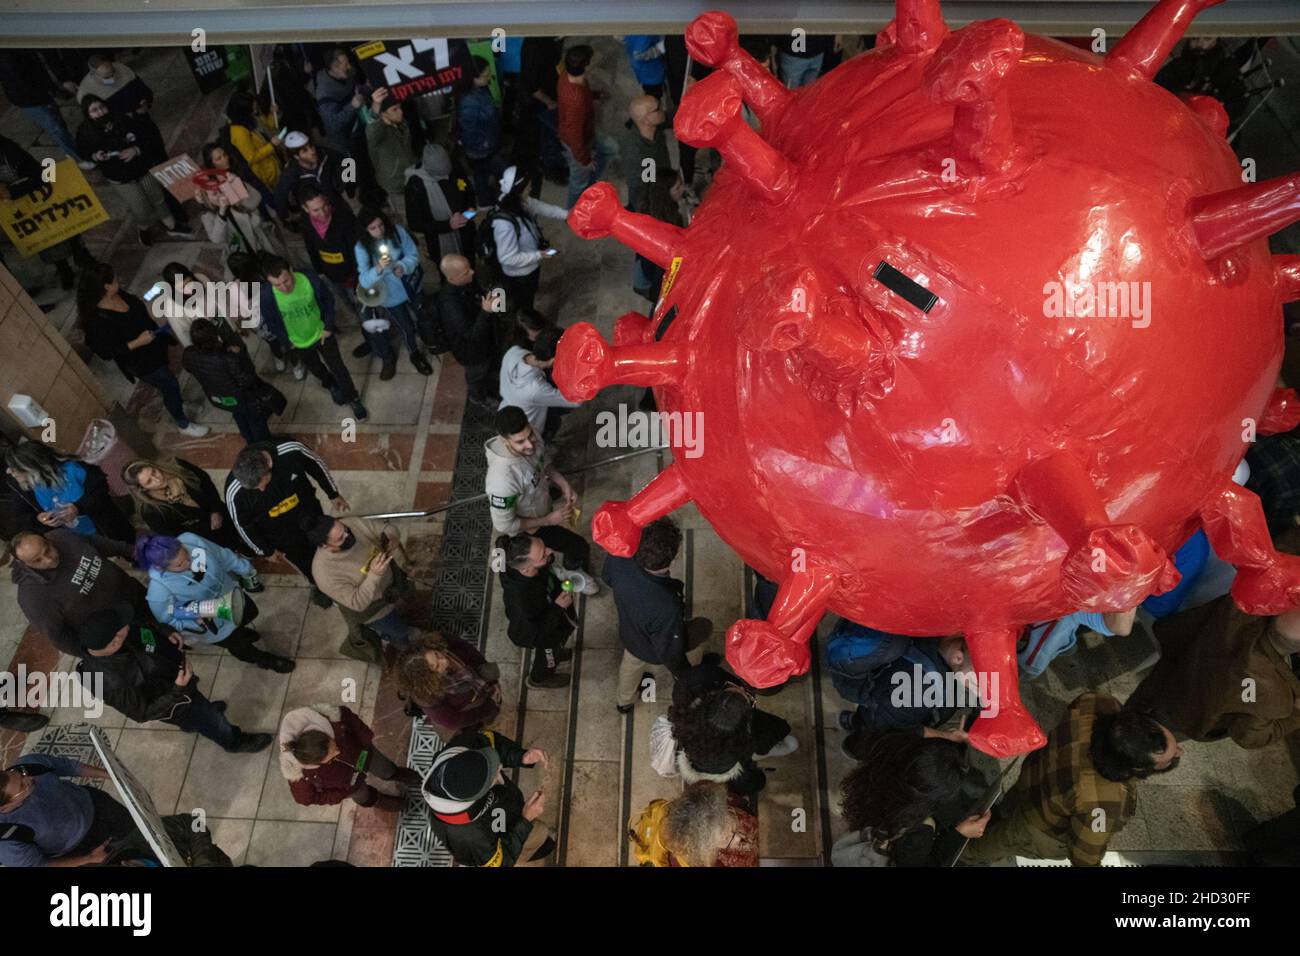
[405,144,460,259]
[153,474,198,510]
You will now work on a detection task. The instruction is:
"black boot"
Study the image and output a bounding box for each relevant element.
[227,730,273,753]
[410,351,433,375]
[310,588,334,608]
[256,653,297,673]
[0,709,49,733]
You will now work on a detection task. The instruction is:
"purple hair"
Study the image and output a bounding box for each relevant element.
[134,532,182,571]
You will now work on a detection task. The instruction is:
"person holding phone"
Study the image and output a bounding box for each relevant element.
[404,142,478,262]
[488,166,569,313]
[75,602,273,754]
[422,728,554,867]
[77,262,209,437]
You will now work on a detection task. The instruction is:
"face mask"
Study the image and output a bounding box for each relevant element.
[339,531,356,551]
[99,76,117,86]
[93,114,111,128]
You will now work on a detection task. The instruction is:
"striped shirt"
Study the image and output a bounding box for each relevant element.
[1014,692,1136,867]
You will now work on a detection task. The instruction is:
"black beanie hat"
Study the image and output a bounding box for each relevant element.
[80,603,133,652]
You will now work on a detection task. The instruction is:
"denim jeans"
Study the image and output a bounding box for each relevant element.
[231,406,272,443]
[169,685,237,749]
[138,365,190,427]
[563,134,618,208]
[779,51,824,88]
[360,317,396,362]
[385,300,421,355]
[21,104,82,162]
[365,608,411,647]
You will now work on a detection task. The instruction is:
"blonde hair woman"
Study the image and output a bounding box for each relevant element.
[121,458,251,555]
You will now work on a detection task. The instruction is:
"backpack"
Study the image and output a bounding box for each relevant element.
[825,619,913,703]
[628,798,675,867]
[476,210,523,285]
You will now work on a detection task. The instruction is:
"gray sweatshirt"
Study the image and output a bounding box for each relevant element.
[485,434,553,534]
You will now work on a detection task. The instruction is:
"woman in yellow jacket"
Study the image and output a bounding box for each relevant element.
[225,91,282,193]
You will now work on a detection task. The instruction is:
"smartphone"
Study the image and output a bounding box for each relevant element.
[543,248,558,257]
[461,209,477,220]
[142,281,167,302]
[277,127,288,140]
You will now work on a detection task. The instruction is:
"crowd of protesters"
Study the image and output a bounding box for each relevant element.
[0,32,1297,872]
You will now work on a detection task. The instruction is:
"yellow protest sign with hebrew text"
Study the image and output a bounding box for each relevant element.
[1,159,108,257]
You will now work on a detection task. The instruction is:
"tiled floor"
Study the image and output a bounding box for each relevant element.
[3,36,1300,867]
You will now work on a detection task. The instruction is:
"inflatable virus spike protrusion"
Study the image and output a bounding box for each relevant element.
[1259,387,1300,436]
[1181,94,1230,137]
[923,19,1026,177]
[568,182,683,268]
[726,563,839,688]
[1107,0,1227,81]
[590,465,693,558]
[894,0,950,54]
[553,320,687,403]
[684,10,792,126]
[1011,452,1181,610]
[1276,254,1300,303]
[1188,172,1300,260]
[965,626,1048,757]
[1200,481,1300,615]
[612,312,653,347]
[674,71,797,203]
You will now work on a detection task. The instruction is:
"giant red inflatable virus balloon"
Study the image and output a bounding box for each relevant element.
[554,0,1300,757]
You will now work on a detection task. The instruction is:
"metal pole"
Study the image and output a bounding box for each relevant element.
[356,444,669,521]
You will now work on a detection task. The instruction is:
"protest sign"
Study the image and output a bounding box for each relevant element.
[0,160,107,257]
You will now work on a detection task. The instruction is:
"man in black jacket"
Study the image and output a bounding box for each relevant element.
[604,517,712,715]
[437,253,499,405]
[76,603,271,753]
[225,440,349,606]
[496,531,574,688]
[422,728,553,867]
[75,95,190,246]
[297,186,375,361]
[274,135,354,220]
[11,530,152,656]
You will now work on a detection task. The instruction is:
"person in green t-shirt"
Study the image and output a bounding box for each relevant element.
[259,256,368,421]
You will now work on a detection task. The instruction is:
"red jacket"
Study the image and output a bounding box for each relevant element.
[556,71,594,165]
[287,707,376,806]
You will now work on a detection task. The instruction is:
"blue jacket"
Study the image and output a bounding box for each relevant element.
[257,269,337,347]
[0,754,95,867]
[355,225,420,307]
[624,36,667,86]
[146,532,253,643]
[32,461,95,535]
[458,86,501,159]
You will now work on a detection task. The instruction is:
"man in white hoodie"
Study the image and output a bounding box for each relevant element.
[485,405,597,593]
[498,325,581,440]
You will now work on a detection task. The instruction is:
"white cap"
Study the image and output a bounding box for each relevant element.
[284,131,310,150]
[498,165,519,200]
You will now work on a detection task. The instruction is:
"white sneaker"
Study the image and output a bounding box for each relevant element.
[274,357,287,373]
[178,423,210,437]
[292,363,306,381]
[755,735,799,759]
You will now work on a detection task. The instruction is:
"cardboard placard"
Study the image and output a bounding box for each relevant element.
[89,725,187,867]
[0,159,108,257]
[352,37,473,103]
[150,153,201,203]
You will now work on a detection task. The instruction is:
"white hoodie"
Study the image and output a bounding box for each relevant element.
[485,432,553,534]
[498,346,581,435]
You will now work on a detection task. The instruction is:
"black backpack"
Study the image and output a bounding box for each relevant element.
[477,210,535,286]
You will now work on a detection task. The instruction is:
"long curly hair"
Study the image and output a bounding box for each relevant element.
[394,631,452,706]
[839,734,968,848]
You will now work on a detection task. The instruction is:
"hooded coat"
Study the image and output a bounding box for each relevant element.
[497,345,580,436]
[12,529,146,655]
[278,704,375,806]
